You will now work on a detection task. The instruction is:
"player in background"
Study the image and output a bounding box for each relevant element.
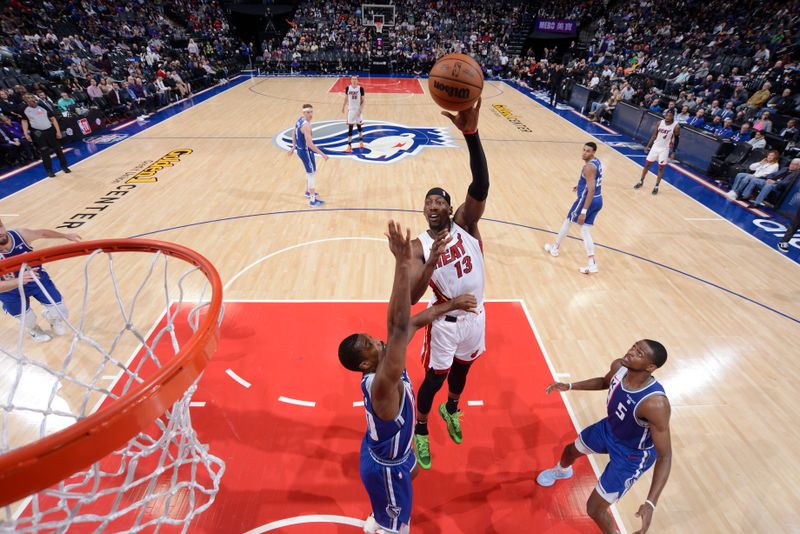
[544,142,604,274]
[0,218,81,342]
[342,75,366,153]
[634,109,680,195]
[536,340,672,534]
[409,98,489,469]
[338,220,477,533]
[287,104,329,207]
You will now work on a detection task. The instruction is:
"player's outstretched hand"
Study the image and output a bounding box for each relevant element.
[441,97,481,133]
[545,382,571,394]
[322,153,329,161]
[287,148,294,157]
[64,233,82,242]
[385,220,412,261]
[633,502,654,534]
[428,229,453,264]
[450,294,478,314]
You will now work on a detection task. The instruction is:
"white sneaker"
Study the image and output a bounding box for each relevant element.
[544,244,559,257]
[579,263,599,274]
[726,190,738,200]
[50,319,67,336]
[29,325,52,343]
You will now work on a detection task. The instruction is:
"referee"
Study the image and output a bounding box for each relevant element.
[21,93,71,177]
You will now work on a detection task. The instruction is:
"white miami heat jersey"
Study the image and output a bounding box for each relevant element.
[652,120,677,151]
[346,85,364,111]
[418,222,484,314]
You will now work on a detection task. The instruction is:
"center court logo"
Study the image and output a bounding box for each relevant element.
[274,120,457,164]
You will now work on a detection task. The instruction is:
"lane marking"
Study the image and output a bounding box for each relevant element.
[243,514,364,533]
[225,368,252,388]
[353,401,364,407]
[467,400,484,406]
[278,396,316,407]
[189,401,206,407]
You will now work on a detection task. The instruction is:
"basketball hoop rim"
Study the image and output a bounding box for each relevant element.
[0,239,223,508]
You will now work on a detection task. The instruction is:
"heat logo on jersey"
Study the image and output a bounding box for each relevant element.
[274,120,457,164]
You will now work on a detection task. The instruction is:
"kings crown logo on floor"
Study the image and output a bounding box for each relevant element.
[274,120,457,164]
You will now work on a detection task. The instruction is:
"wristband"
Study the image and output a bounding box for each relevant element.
[463,130,478,135]
[645,500,656,510]
[581,208,588,215]
[567,383,572,390]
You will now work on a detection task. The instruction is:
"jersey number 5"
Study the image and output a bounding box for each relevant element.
[615,402,627,421]
[454,256,473,278]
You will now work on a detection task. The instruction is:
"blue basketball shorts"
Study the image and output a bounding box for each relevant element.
[0,274,63,317]
[567,195,603,225]
[296,148,316,174]
[360,442,415,533]
[575,418,657,503]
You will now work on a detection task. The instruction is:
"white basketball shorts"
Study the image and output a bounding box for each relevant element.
[646,145,670,166]
[420,309,486,371]
[347,109,363,125]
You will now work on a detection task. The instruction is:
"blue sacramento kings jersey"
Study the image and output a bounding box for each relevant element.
[361,369,415,464]
[294,117,308,150]
[606,366,666,450]
[0,230,49,284]
[576,157,603,198]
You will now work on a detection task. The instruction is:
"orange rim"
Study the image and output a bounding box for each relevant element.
[0,239,223,508]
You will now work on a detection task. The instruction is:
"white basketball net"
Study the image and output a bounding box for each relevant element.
[0,247,224,533]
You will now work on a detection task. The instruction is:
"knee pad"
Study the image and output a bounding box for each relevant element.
[42,302,68,323]
[447,358,472,396]
[306,173,315,189]
[417,367,448,415]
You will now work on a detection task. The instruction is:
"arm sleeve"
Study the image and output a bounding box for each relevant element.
[465,132,489,201]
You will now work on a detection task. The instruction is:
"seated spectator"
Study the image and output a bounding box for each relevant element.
[719,101,736,121]
[740,81,772,116]
[731,123,752,144]
[0,113,36,163]
[676,106,691,124]
[687,109,706,128]
[726,150,780,200]
[762,88,794,116]
[170,71,191,98]
[748,130,768,149]
[707,100,723,117]
[752,112,773,133]
[105,82,131,115]
[741,158,800,207]
[779,119,799,146]
[715,118,735,139]
[57,92,76,114]
[86,79,105,107]
[704,116,723,133]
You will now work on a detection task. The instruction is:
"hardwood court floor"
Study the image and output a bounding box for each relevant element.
[1,76,799,533]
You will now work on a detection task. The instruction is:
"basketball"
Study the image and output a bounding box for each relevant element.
[428,54,484,111]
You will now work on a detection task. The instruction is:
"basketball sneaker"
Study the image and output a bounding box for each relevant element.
[29,325,52,343]
[633,179,644,189]
[304,191,310,198]
[345,144,353,153]
[536,465,574,487]
[778,242,789,253]
[544,243,559,257]
[652,185,659,195]
[579,263,598,274]
[413,434,431,469]
[49,318,67,336]
[439,403,463,444]
[309,197,325,207]
[359,141,365,150]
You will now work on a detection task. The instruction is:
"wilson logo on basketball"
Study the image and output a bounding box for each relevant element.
[274,120,457,164]
[432,81,470,100]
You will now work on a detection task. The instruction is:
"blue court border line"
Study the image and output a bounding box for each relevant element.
[128,207,800,326]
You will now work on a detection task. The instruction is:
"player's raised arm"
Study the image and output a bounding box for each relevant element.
[545,358,623,394]
[409,229,451,304]
[370,220,412,418]
[17,228,82,243]
[442,98,489,235]
[632,396,672,534]
[408,293,477,341]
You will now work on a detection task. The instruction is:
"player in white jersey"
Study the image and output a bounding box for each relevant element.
[342,75,366,153]
[634,109,680,195]
[409,98,490,470]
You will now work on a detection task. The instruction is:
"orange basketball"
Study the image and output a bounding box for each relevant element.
[428,54,484,111]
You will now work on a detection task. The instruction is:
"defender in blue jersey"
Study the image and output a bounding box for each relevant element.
[287,104,328,207]
[544,142,603,274]
[0,218,81,343]
[537,340,672,534]
[338,221,477,534]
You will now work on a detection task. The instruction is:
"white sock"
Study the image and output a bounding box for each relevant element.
[580,224,595,257]
[554,219,571,248]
